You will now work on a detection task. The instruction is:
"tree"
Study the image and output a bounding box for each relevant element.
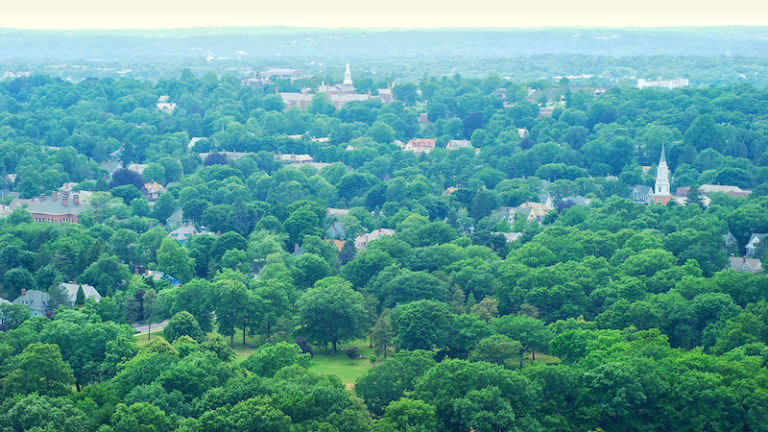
[393,83,419,106]
[2,267,37,299]
[110,402,171,432]
[379,398,438,432]
[390,300,454,351]
[371,311,394,359]
[0,303,31,331]
[79,254,131,295]
[355,350,437,416]
[241,342,311,377]
[214,278,254,346]
[109,168,145,189]
[157,237,194,283]
[1,343,76,397]
[75,284,86,306]
[295,277,367,355]
[164,311,205,343]
[143,289,159,340]
[490,315,551,367]
[470,334,523,367]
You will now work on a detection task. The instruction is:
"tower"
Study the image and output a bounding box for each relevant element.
[343,63,352,86]
[653,144,671,204]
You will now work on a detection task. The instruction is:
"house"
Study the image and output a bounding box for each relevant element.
[517,128,530,139]
[58,282,102,306]
[13,289,50,317]
[499,232,523,243]
[354,228,395,251]
[157,95,177,114]
[446,140,472,151]
[404,139,436,156]
[0,203,12,219]
[22,191,90,224]
[560,195,591,207]
[746,233,767,257]
[729,256,762,274]
[144,270,181,286]
[327,208,350,219]
[443,186,458,196]
[631,185,653,205]
[166,208,184,230]
[169,224,212,246]
[326,221,345,239]
[516,202,552,223]
[127,163,148,175]
[144,182,166,201]
[699,184,751,197]
[723,232,738,249]
[278,154,314,165]
[330,239,347,252]
[198,151,248,162]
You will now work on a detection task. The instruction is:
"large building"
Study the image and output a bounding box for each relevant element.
[637,78,689,89]
[22,191,90,224]
[280,64,392,110]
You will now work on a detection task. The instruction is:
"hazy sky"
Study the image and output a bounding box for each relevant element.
[2,0,767,29]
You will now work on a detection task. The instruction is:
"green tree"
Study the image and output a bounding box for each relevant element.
[157,237,194,283]
[2,267,37,299]
[1,343,75,397]
[390,300,454,351]
[295,277,367,354]
[241,342,311,377]
[379,398,438,432]
[163,311,205,343]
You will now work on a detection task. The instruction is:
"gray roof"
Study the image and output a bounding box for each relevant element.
[0,297,11,305]
[60,283,101,304]
[13,290,50,314]
[22,197,90,215]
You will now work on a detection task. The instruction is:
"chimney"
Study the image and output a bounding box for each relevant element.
[73,194,79,206]
[52,191,58,201]
[62,195,68,207]
[39,194,46,201]
[21,288,26,297]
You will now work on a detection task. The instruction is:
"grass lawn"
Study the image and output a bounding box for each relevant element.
[308,339,377,387]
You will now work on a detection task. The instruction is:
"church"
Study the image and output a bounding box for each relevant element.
[653,144,671,204]
[280,64,393,110]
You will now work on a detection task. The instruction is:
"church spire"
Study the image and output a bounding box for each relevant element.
[343,63,352,86]
[654,144,671,203]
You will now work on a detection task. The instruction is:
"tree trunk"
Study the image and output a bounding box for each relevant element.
[531,342,535,361]
[332,340,337,355]
[519,352,524,369]
[76,381,81,392]
[242,322,246,346]
[147,321,152,341]
[230,334,234,347]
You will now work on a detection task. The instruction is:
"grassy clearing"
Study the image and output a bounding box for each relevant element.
[307,340,377,386]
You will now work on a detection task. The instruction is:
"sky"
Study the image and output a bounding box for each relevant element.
[2,0,767,29]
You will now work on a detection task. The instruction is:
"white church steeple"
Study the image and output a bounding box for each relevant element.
[343,63,353,86]
[654,144,671,204]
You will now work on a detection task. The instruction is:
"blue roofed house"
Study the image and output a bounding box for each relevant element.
[13,289,51,317]
[326,221,345,239]
[746,233,767,258]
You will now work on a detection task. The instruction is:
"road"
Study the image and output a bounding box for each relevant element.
[132,319,170,336]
